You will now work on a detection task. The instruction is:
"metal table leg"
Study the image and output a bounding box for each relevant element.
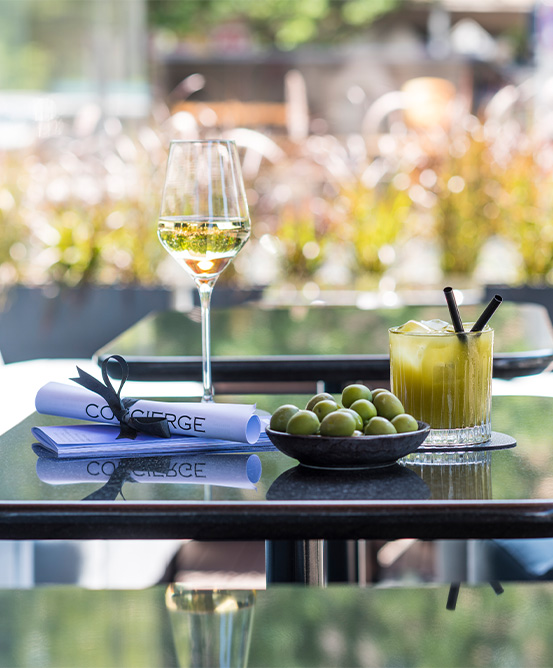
[266,539,326,585]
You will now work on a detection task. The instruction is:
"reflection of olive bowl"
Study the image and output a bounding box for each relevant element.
[267,463,431,500]
[265,422,430,469]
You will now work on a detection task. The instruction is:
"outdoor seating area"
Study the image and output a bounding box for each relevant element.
[4,1,553,667]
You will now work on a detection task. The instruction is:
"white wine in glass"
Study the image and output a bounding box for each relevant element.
[158,139,251,402]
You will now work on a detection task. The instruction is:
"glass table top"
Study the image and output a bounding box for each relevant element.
[2,392,553,541]
[95,302,553,385]
[2,393,550,502]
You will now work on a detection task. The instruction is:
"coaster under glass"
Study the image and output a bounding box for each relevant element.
[405,431,517,465]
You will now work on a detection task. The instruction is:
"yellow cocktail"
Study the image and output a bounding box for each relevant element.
[389,319,493,445]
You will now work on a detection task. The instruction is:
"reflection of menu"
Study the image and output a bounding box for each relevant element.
[267,463,430,501]
[35,449,262,490]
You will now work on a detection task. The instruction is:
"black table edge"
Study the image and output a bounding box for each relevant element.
[2,499,553,540]
[95,351,553,383]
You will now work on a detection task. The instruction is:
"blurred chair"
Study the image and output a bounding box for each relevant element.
[472,539,553,582]
[363,76,459,136]
[0,542,33,587]
[401,77,457,131]
[172,100,287,130]
[362,90,406,136]
[363,76,470,158]
[284,69,310,142]
[160,540,266,590]
[223,127,286,180]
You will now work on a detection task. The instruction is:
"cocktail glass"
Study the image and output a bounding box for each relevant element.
[389,321,493,445]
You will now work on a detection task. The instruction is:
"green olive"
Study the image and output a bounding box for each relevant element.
[270,404,300,432]
[339,408,364,431]
[341,384,372,408]
[313,399,339,421]
[364,416,397,435]
[349,399,378,423]
[373,391,405,420]
[305,392,335,411]
[391,413,419,433]
[370,388,389,399]
[320,411,356,437]
[286,410,320,435]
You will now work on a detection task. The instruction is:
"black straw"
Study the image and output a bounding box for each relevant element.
[443,287,464,333]
[489,580,504,596]
[446,583,460,611]
[470,295,503,332]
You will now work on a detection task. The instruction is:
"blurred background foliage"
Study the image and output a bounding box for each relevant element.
[0,0,550,294]
[1,96,552,292]
[1,102,552,291]
[148,0,401,50]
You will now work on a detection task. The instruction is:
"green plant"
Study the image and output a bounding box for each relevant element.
[0,125,168,287]
[148,0,401,50]
[495,148,553,284]
[275,202,329,280]
[344,180,411,276]
[432,131,498,276]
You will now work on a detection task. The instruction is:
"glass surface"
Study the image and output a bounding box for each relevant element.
[1,583,553,667]
[4,394,553,505]
[158,140,251,402]
[404,451,492,500]
[390,327,494,445]
[97,302,553,361]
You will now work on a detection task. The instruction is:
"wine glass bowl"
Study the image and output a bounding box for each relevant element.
[158,140,251,402]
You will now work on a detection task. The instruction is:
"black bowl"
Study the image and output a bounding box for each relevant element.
[265,422,430,469]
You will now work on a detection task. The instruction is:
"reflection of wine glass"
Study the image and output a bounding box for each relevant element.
[158,140,251,402]
[165,586,256,668]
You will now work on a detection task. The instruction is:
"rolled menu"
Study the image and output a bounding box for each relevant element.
[35,381,262,444]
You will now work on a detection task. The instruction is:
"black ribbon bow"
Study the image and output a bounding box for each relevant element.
[71,355,171,440]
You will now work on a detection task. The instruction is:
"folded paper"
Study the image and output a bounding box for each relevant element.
[35,452,262,490]
[31,423,273,459]
[35,381,262,444]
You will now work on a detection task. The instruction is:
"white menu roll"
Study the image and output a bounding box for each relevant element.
[35,381,261,444]
[36,453,262,490]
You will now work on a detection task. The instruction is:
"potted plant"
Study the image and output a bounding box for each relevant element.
[0,123,173,362]
[484,144,553,319]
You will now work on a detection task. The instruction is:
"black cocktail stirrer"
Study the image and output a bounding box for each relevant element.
[443,287,466,340]
[471,295,503,332]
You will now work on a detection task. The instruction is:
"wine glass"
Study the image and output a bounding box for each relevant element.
[158,139,251,402]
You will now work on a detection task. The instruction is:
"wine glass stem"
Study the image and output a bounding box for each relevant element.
[197,281,215,402]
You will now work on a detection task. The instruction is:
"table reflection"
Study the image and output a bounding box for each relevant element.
[34,450,261,501]
[404,451,492,500]
[5,583,553,667]
[266,463,431,501]
[166,586,255,668]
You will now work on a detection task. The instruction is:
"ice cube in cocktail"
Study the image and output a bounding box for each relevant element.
[389,319,493,445]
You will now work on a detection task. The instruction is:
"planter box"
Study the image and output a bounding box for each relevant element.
[0,285,173,364]
[191,286,265,308]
